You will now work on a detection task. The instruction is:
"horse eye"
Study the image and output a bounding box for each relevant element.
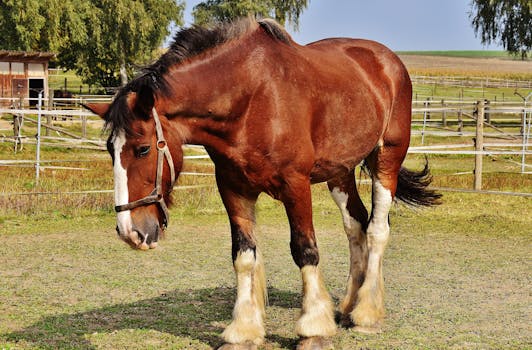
[136,145,151,157]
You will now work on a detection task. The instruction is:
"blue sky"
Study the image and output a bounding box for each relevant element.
[180,0,503,51]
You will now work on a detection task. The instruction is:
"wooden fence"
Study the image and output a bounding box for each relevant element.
[1,99,531,192]
[410,75,532,90]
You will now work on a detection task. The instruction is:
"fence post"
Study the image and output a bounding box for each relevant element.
[82,115,87,139]
[474,100,484,191]
[441,99,447,127]
[13,95,24,152]
[422,99,430,145]
[457,108,463,134]
[484,99,490,124]
[521,106,526,135]
[46,91,53,136]
[35,91,43,186]
[13,112,23,153]
[522,94,532,173]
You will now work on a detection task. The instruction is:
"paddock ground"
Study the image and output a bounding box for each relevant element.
[0,187,530,349]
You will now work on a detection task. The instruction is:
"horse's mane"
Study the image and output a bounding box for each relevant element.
[106,18,291,134]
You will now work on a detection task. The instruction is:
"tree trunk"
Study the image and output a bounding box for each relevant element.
[120,61,128,86]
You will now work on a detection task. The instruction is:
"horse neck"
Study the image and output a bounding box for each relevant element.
[158,32,271,148]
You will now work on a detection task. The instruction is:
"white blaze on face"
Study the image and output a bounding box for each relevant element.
[112,130,133,235]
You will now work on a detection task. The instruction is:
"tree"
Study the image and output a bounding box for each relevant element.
[61,0,184,87]
[192,0,309,29]
[0,0,76,51]
[0,0,184,87]
[469,0,532,59]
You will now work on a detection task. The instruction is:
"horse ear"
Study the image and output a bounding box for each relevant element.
[84,103,110,119]
[131,85,155,118]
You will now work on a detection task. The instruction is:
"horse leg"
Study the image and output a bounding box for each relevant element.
[327,172,368,327]
[217,185,267,348]
[281,175,336,348]
[350,147,402,332]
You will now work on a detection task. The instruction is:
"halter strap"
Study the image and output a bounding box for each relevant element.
[114,107,176,229]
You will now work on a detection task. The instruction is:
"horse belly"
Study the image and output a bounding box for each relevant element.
[309,111,380,182]
[309,104,382,184]
[309,148,370,184]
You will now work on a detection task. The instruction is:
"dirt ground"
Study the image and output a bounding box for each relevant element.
[0,119,12,131]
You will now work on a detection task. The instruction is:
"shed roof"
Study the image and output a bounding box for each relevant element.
[0,50,56,61]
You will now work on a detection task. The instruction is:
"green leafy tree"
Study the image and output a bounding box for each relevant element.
[62,0,184,87]
[192,0,309,29]
[1,0,61,51]
[0,0,184,87]
[469,0,532,59]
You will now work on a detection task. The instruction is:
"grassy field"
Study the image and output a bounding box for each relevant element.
[0,183,530,349]
[48,70,95,95]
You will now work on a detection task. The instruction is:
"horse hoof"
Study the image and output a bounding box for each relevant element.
[334,311,354,329]
[296,336,334,350]
[336,310,381,333]
[217,343,258,350]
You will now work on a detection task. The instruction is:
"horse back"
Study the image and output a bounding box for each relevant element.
[302,37,411,116]
[274,38,412,181]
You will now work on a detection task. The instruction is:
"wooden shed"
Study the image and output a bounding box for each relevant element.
[0,50,55,107]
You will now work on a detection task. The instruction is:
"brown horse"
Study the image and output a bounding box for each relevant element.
[86,18,441,350]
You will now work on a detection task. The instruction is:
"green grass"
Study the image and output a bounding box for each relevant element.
[0,187,530,349]
[48,70,93,95]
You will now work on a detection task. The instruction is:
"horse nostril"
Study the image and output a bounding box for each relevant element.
[132,229,149,250]
[115,226,120,236]
[125,222,159,250]
[147,227,158,249]
[136,230,147,243]
[153,226,160,242]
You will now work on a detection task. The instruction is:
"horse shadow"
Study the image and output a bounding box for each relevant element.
[5,287,301,349]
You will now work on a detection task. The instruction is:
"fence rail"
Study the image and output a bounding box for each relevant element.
[410,75,532,89]
[0,96,112,108]
[0,107,97,117]
[1,100,531,193]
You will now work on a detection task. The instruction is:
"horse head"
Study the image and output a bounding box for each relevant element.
[85,87,183,250]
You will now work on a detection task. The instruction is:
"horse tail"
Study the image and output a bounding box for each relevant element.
[395,160,442,207]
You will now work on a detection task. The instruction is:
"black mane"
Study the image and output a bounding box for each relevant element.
[105,18,291,134]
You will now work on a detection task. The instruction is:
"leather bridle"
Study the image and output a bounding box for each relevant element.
[114,108,176,229]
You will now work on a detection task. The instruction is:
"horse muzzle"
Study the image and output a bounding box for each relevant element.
[116,221,160,250]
